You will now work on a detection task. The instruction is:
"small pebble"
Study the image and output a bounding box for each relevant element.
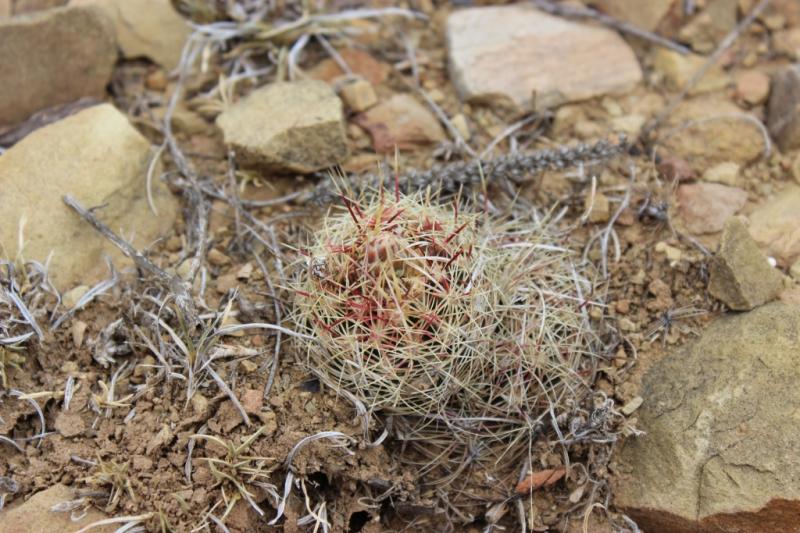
[621,396,644,415]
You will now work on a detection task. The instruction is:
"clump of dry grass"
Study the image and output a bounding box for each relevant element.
[292,189,603,487]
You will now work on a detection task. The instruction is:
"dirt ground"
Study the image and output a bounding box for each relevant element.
[2,1,799,532]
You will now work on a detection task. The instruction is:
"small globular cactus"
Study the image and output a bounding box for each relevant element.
[292,189,601,477]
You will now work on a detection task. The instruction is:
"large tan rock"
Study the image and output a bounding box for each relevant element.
[0,104,178,289]
[446,5,642,110]
[615,303,800,532]
[708,217,783,310]
[216,80,348,174]
[0,6,116,129]
[0,483,115,532]
[659,97,766,172]
[747,185,800,267]
[70,0,190,69]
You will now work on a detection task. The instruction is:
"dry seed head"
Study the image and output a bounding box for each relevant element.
[292,192,600,474]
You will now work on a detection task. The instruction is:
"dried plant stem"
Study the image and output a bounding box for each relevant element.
[62,195,196,323]
[531,0,692,55]
[306,137,628,204]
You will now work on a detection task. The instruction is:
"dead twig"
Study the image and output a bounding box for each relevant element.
[530,0,692,55]
[62,195,197,324]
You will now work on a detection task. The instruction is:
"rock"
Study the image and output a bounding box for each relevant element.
[592,0,674,31]
[310,48,391,86]
[150,103,207,136]
[71,0,190,69]
[446,5,642,110]
[702,161,740,186]
[610,114,646,136]
[759,0,800,27]
[677,0,737,54]
[71,320,87,348]
[774,28,800,60]
[651,48,729,95]
[620,396,643,416]
[660,97,766,172]
[747,185,800,267]
[12,0,68,14]
[790,260,800,280]
[766,64,800,152]
[657,154,695,182]
[585,191,610,223]
[793,153,800,184]
[734,70,770,106]
[616,303,800,533]
[216,80,348,173]
[338,77,377,112]
[61,284,89,309]
[145,423,174,455]
[0,104,178,289]
[675,183,747,235]
[354,93,446,153]
[708,217,783,310]
[451,113,470,140]
[0,483,114,532]
[241,388,262,415]
[0,6,116,129]
[54,412,85,437]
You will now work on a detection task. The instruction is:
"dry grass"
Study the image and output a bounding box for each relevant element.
[292,189,605,492]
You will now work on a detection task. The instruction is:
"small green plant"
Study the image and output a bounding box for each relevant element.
[192,425,278,521]
[82,457,136,512]
[0,346,25,389]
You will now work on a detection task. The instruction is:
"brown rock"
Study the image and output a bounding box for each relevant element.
[446,5,642,110]
[702,161,740,186]
[657,154,695,182]
[734,70,770,106]
[747,185,800,267]
[0,104,178,289]
[0,484,114,532]
[145,423,174,455]
[651,48,729,94]
[338,77,377,112]
[766,64,800,152]
[216,80,347,173]
[71,0,190,69]
[54,412,85,438]
[660,97,766,172]
[774,28,800,60]
[616,303,800,533]
[678,0,737,54]
[708,217,783,310]
[241,388,262,415]
[592,0,674,31]
[355,93,446,153]
[0,6,116,129]
[309,48,391,86]
[675,183,747,235]
[585,191,610,223]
